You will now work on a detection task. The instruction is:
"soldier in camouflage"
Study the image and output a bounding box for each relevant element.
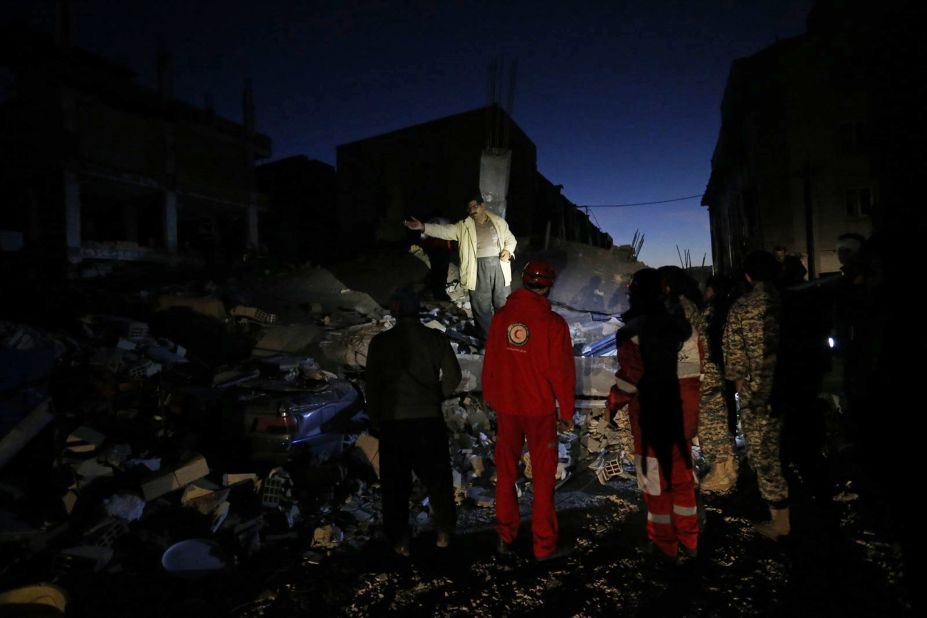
[723,250,789,540]
[698,294,739,493]
[657,267,737,492]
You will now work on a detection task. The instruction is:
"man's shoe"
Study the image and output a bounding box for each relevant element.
[535,543,573,562]
[754,506,790,541]
[638,540,678,564]
[700,457,738,494]
[677,544,698,565]
[496,537,512,556]
[393,543,411,557]
[436,532,451,549]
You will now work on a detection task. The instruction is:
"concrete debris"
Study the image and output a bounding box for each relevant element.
[103,493,146,521]
[230,305,277,324]
[0,400,54,469]
[56,545,115,573]
[318,320,391,368]
[467,487,495,508]
[253,324,322,356]
[140,455,209,501]
[0,255,642,609]
[75,458,114,481]
[311,524,344,549]
[223,473,260,486]
[155,294,227,321]
[469,455,485,478]
[126,457,161,472]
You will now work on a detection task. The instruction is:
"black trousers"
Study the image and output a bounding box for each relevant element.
[379,417,456,544]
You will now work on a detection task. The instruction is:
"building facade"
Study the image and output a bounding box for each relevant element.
[702,6,879,276]
[0,30,271,272]
[336,105,610,252]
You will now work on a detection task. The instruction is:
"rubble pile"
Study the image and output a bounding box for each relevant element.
[3,248,909,617]
[0,257,524,612]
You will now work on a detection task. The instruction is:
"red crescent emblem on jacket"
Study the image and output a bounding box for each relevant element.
[507,322,530,346]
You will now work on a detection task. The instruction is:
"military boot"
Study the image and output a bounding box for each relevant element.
[754,506,790,540]
[700,457,738,494]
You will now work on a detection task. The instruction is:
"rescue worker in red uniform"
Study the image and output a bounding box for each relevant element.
[610,268,700,562]
[482,260,576,560]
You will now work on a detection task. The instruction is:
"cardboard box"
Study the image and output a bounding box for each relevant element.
[141,455,209,501]
[355,434,380,478]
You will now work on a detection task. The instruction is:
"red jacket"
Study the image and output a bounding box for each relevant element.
[482,288,576,420]
[612,335,700,455]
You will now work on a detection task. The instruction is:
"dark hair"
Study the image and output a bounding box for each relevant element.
[621,268,665,322]
[657,265,702,306]
[389,288,420,317]
[467,192,484,205]
[743,250,780,282]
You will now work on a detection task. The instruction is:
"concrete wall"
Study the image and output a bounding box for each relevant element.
[704,32,875,276]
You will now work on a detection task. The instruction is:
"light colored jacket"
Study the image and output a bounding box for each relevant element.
[423,212,517,291]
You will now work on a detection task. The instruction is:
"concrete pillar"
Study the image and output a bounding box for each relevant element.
[163,191,178,253]
[247,202,259,248]
[64,170,81,250]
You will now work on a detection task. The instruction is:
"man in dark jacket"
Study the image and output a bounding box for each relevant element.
[483,261,575,560]
[365,289,462,555]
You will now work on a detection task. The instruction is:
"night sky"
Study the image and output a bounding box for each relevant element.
[8,0,814,267]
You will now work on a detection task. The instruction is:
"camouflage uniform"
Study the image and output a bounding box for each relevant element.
[698,302,736,466]
[722,281,787,506]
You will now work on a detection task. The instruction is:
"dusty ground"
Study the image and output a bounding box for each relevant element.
[54,452,910,618]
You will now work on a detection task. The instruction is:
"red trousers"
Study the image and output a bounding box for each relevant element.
[637,445,698,557]
[494,413,558,558]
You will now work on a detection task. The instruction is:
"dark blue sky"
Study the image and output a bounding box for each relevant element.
[10,0,814,266]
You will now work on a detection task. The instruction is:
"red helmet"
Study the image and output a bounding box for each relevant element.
[522,260,556,287]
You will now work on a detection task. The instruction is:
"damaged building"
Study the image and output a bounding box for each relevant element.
[336,105,612,252]
[0,29,271,275]
[701,3,880,276]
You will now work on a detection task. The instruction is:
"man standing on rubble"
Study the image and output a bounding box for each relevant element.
[723,250,788,540]
[365,289,462,556]
[483,261,575,561]
[403,193,517,342]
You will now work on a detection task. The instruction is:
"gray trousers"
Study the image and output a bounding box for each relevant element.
[470,257,510,340]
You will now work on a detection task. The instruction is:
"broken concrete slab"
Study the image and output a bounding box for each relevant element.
[155,295,227,321]
[252,324,323,357]
[75,459,114,481]
[0,400,53,469]
[66,425,106,454]
[233,266,387,324]
[317,321,387,368]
